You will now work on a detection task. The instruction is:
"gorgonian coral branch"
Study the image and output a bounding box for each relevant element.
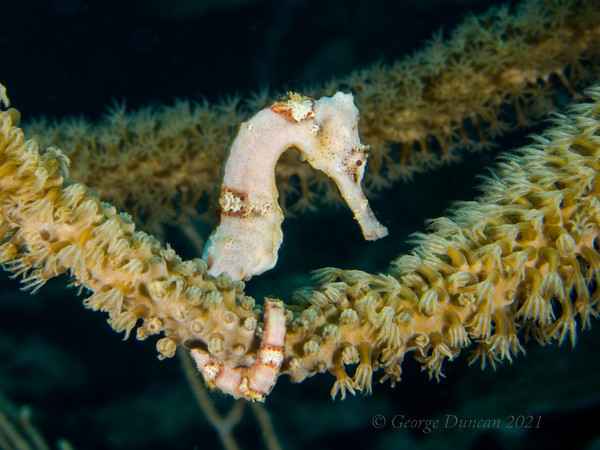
[24,0,600,232]
[279,88,600,398]
[2,82,600,402]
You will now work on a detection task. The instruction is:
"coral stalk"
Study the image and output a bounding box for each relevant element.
[24,0,600,232]
[3,82,600,401]
[282,89,600,396]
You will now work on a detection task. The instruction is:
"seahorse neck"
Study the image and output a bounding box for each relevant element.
[221,109,312,198]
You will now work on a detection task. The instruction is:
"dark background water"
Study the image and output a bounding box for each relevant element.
[2,0,492,118]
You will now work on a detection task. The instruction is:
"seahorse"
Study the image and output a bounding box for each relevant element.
[202,91,388,281]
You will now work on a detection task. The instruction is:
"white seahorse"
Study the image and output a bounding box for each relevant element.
[203,91,388,281]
